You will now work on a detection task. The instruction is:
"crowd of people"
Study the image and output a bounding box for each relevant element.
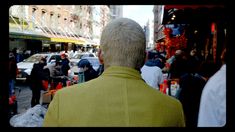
[141,46,226,127]
[9,18,226,127]
[8,49,103,111]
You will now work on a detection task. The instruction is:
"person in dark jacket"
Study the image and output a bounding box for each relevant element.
[77,59,98,82]
[30,57,50,107]
[60,53,70,86]
[178,55,209,127]
[60,53,70,76]
[169,50,188,79]
[9,52,17,96]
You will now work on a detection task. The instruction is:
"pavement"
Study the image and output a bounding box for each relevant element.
[14,83,32,114]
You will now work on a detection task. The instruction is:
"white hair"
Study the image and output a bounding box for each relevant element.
[100,18,146,70]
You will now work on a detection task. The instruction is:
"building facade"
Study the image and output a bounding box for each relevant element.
[153,5,165,44]
[9,5,112,52]
[109,5,123,20]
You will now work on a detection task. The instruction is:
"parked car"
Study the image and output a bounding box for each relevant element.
[70,52,97,67]
[70,57,100,75]
[16,53,61,82]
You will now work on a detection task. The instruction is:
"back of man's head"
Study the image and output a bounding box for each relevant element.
[100,18,146,70]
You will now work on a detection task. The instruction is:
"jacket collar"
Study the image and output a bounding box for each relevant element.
[102,66,142,80]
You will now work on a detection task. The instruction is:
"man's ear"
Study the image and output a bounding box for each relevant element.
[98,49,104,64]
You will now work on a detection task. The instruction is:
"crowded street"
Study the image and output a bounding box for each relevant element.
[8,5,228,127]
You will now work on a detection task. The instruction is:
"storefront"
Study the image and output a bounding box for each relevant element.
[162,5,227,65]
[9,32,50,54]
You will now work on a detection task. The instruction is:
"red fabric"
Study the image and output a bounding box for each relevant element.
[56,82,63,90]
[42,80,49,90]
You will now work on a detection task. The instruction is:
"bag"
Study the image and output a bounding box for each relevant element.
[42,80,49,91]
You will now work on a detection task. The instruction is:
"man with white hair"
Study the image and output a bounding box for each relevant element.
[43,18,185,127]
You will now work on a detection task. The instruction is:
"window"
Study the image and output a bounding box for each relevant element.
[50,12,54,28]
[41,9,47,25]
[32,7,37,28]
[57,14,61,26]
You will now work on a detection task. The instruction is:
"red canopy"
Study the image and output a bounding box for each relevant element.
[164,5,224,10]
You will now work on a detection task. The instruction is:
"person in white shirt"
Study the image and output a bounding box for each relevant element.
[141,52,164,90]
[197,49,226,127]
[141,65,163,90]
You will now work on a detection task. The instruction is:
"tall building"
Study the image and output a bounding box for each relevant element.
[100,5,111,31]
[143,19,155,50]
[153,5,165,44]
[144,20,150,49]
[109,5,123,20]
[91,6,102,45]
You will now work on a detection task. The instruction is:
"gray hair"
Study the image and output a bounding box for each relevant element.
[100,18,146,70]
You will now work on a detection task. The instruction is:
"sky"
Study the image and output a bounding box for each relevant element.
[123,5,154,27]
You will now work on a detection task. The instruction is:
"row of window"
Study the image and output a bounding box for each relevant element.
[31,7,95,31]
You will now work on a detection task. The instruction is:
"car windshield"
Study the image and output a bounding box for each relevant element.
[24,54,48,62]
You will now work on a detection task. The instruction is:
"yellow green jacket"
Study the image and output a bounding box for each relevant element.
[43,66,185,127]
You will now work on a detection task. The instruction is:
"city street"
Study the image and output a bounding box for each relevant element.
[8,5,228,127]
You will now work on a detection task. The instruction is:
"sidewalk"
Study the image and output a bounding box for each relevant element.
[14,85,32,114]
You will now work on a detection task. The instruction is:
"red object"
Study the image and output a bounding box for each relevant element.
[163,27,187,58]
[56,82,63,90]
[162,80,168,94]
[9,98,14,105]
[9,95,16,105]
[61,53,66,57]
[11,95,16,101]
[160,79,168,94]
[211,22,215,33]
[42,80,49,90]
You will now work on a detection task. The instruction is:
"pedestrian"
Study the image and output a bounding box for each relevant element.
[77,59,98,82]
[43,18,185,127]
[51,57,63,89]
[29,57,50,107]
[12,48,17,62]
[60,53,70,86]
[9,52,18,96]
[197,48,226,127]
[141,51,163,90]
[169,49,188,79]
[178,59,207,127]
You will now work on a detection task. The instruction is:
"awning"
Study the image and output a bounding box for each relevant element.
[50,37,86,44]
[9,32,50,41]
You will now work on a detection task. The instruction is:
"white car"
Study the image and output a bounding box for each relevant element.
[16,53,61,82]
